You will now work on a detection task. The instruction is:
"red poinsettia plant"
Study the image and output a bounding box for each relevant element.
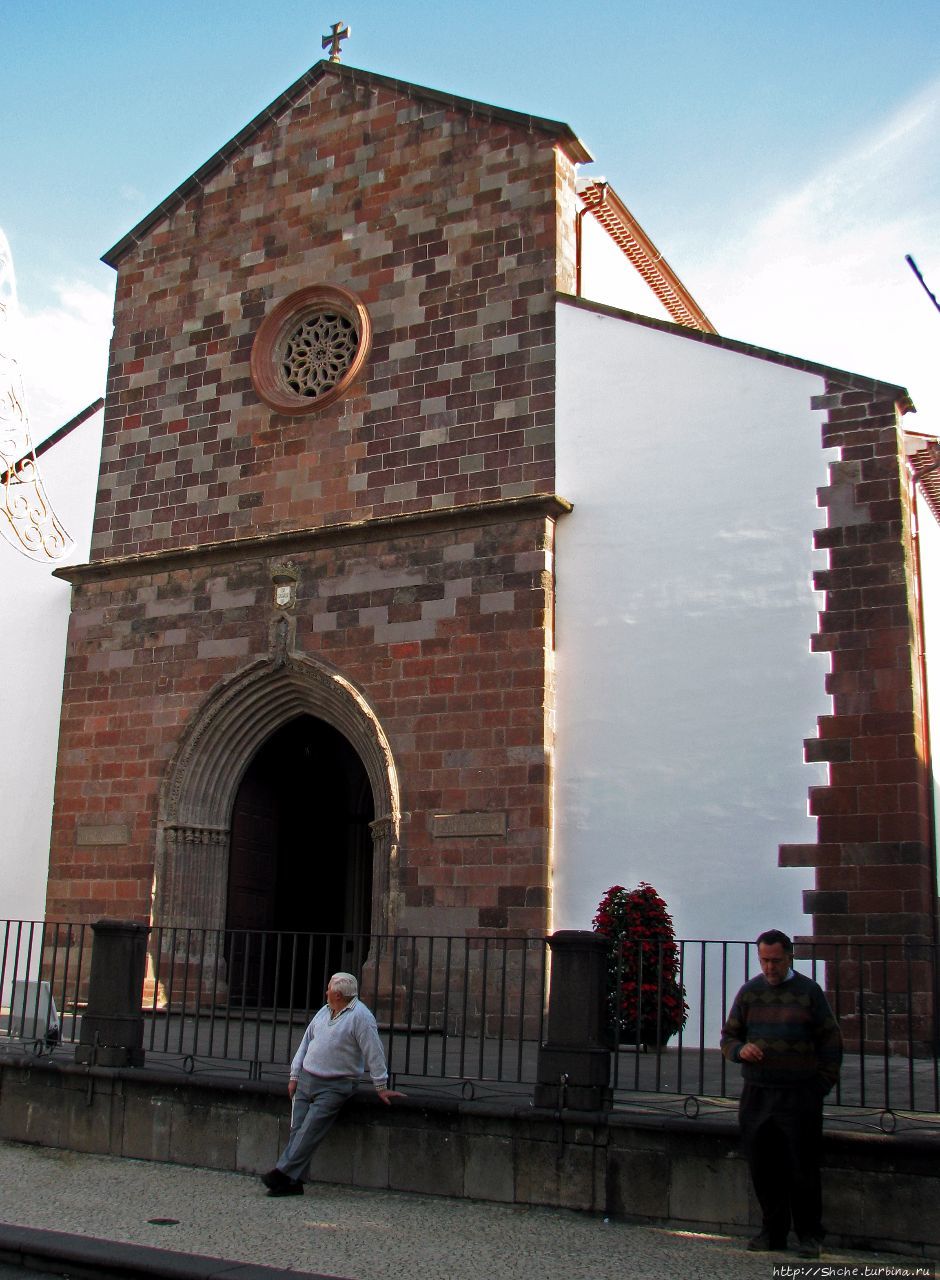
[593,882,688,1046]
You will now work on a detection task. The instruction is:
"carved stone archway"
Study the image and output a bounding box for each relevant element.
[154,649,400,938]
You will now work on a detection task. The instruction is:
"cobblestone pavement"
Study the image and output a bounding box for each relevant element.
[0,1141,934,1280]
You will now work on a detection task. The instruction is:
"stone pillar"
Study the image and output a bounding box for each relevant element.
[534,930,611,1111]
[158,825,229,928]
[368,813,398,938]
[779,380,937,1053]
[75,919,149,1067]
[148,825,229,1007]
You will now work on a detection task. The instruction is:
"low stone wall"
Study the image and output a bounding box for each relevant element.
[1,1057,937,1260]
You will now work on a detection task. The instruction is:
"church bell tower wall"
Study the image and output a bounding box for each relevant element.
[47,509,557,937]
[92,68,578,561]
[47,66,576,943]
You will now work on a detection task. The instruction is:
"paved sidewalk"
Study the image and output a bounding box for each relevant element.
[0,1140,933,1280]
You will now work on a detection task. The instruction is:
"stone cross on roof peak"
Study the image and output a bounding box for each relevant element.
[322,21,350,63]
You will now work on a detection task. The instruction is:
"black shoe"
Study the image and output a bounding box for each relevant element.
[747,1231,786,1252]
[267,1179,303,1197]
[797,1237,821,1259]
[261,1168,302,1195]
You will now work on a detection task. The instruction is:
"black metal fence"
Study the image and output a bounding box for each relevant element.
[605,937,940,1119]
[0,919,88,1050]
[2,919,938,1118]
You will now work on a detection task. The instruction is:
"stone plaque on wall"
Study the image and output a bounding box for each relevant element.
[75,824,130,847]
[431,811,507,839]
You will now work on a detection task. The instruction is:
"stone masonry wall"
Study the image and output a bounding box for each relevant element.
[3,1061,939,1259]
[47,66,580,942]
[94,66,577,560]
[48,511,557,937]
[779,378,938,1048]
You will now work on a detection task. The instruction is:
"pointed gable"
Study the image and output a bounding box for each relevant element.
[93,61,587,561]
[102,61,591,268]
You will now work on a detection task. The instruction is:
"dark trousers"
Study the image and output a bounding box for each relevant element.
[739,1082,824,1242]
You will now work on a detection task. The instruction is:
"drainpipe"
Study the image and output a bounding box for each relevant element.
[575,181,607,298]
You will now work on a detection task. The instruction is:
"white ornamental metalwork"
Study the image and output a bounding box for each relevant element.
[0,229,72,562]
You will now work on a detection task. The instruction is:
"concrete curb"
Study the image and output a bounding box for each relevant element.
[0,1222,349,1280]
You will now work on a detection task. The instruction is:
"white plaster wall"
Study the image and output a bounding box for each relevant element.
[553,301,833,948]
[1,412,103,924]
[578,214,677,322]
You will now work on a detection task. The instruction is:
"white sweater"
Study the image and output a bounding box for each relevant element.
[289,998,388,1089]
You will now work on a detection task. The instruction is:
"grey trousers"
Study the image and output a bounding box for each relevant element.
[276,1071,356,1181]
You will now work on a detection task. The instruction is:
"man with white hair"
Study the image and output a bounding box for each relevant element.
[261,971,403,1196]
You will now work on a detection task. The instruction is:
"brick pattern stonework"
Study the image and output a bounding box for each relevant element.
[45,64,585,945]
[49,509,559,937]
[94,66,581,561]
[779,378,937,1048]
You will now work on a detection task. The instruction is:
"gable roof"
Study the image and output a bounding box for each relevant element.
[102,61,593,268]
[907,437,940,524]
[577,180,715,333]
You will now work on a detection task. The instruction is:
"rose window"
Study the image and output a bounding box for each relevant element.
[282,311,358,399]
[250,285,372,415]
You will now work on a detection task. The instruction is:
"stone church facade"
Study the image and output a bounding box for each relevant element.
[45,60,937,1037]
[47,62,587,946]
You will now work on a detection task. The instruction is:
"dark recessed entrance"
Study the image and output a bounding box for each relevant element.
[225,715,374,1005]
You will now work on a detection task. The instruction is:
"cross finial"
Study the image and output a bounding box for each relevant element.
[322,21,350,62]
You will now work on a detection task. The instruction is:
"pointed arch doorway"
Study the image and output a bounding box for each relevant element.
[154,650,400,1009]
[226,714,374,1002]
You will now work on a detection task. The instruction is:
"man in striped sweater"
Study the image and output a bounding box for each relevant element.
[721,930,842,1260]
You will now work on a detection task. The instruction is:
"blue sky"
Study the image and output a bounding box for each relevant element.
[2,0,939,434]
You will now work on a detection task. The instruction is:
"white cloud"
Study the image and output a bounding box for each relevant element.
[693,77,940,430]
[18,278,113,441]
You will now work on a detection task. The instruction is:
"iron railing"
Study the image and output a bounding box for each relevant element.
[1,920,938,1121]
[605,937,940,1122]
[140,924,547,1093]
[0,919,88,1051]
